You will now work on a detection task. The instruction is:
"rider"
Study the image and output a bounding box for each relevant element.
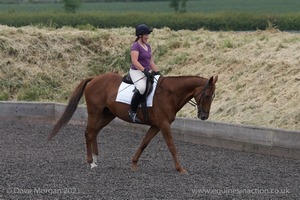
[128,24,160,123]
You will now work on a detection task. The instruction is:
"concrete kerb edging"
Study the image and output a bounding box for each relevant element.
[1,101,299,160]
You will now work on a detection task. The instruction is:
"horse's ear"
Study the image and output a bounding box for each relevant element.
[213,75,218,84]
[208,76,214,85]
[208,75,218,85]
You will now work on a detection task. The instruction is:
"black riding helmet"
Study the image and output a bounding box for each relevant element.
[135,24,152,36]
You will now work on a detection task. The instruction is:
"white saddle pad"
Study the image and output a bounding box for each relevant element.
[115,75,160,107]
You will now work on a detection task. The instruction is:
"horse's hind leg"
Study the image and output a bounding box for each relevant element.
[85,111,115,168]
[132,126,160,171]
[85,124,97,168]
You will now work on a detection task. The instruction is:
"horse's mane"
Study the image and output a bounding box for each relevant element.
[165,75,207,80]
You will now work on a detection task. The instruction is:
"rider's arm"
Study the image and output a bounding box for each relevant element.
[150,58,159,72]
[131,50,146,71]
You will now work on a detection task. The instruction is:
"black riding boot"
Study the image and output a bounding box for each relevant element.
[128,90,142,123]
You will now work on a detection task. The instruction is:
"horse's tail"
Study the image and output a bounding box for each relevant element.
[48,77,93,140]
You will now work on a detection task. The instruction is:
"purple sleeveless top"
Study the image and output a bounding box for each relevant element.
[130,42,152,71]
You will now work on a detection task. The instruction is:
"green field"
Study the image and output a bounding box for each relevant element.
[1,0,300,30]
[1,0,300,14]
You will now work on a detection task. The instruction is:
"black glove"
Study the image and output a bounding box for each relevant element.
[152,71,161,76]
[143,70,152,78]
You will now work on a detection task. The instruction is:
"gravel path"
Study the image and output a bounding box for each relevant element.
[0,120,300,200]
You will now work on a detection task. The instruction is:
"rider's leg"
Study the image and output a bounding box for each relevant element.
[128,69,146,123]
[128,90,143,123]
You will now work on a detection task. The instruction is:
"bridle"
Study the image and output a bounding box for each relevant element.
[188,80,215,115]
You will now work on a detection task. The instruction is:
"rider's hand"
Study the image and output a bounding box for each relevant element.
[143,70,152,78]
[152,71,161,76]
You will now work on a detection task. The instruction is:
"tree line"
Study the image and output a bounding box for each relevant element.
[0,0,182,3]
[0,0,188,13]
[61,0,188,13]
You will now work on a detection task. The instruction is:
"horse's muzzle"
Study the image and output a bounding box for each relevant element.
[199,116,208,120]
[198,112,208,120]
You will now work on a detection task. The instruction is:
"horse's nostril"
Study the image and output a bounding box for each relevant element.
[201,116,207,120]
[198,114,207,120]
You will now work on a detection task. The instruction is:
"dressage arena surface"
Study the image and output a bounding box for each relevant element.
[1,120,300,199]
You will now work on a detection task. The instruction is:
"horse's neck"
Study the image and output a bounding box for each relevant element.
[163,76,206,109]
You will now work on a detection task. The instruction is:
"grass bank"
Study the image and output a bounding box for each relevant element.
[0,25,299,130]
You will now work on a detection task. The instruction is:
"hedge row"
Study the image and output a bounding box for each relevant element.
[1,12,300,31]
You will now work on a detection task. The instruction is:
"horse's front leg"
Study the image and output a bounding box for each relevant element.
[132,126,160,171]
[160,123,187,174]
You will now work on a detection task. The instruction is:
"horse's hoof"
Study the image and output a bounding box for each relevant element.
[179,168,188,175]
[131,164,139,171]
[90,163,98,169]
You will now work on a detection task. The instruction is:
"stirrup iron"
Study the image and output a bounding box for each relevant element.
[128,110,141,123]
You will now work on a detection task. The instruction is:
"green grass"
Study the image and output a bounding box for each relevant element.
[1,1,300,31]
[1,0,300,14]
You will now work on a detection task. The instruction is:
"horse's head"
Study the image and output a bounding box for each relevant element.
[194,76,218,120]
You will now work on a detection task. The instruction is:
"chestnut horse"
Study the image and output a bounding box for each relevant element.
[49,72,218,174]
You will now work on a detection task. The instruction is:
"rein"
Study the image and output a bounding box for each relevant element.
[112,75,213,115]
[158,76,212,113]
[188,100,197,107]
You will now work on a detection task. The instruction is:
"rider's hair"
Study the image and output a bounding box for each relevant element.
[135,36,140,42]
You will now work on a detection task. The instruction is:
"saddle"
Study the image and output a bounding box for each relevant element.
[122,73,154,124]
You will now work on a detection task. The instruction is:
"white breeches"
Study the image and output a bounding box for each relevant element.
[129,69,147,95]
